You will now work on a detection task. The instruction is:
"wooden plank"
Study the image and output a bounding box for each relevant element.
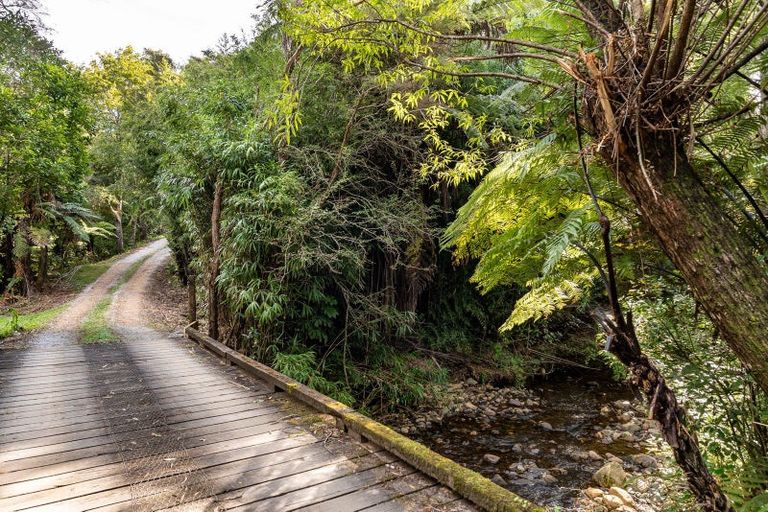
[0,364,250,399]
[360,485,460,512]
[157,449,396,512]
[0,407,287,472]
[0,372,260,409]
[0,378,268,422]
[0,394,270,451]
[228,461,414,511]
[0,387,260,442]
[295,472,436,511]
[0,400,283,463]
[0,433,322,509]
[0,425,307,499]
[0,415,296,486]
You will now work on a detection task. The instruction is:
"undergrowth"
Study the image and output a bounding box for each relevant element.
[0,306,67,339]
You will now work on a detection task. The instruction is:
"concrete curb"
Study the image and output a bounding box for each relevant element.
[186,326,545,512]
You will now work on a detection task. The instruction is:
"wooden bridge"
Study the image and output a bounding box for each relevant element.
[0,242,537,512]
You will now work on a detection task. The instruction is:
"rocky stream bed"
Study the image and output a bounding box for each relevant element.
[386,375,687,511]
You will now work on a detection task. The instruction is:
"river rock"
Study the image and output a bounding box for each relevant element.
[585,487,604,499]
[491,474,507,486]
[509,398,524,407]
[510,462,526,474]
[588,450,603,461]
[609,487,634,506]
[593,461,627,487]
[621,421,641,432]
[466,378,478,386]
[483,453,501,464]
[542,472,558,483]
[632,453,657,468]
[539,421,553,431]
[464,402,477,411]
[603,494,624,509]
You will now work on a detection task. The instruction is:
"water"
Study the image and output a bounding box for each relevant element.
[407,374,647,508]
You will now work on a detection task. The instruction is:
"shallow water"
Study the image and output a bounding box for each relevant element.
[409,375,645,508]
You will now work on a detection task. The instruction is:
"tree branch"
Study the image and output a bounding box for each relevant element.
[404,59,561,89]
[666,0,697,79]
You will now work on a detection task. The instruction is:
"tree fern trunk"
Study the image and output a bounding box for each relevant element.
[608,131,768,394]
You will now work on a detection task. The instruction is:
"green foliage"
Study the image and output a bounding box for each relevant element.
[627,279,768,505]
[0,305,66,338]
[273,350,354,406]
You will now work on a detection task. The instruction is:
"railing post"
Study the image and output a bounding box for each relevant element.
[188,271,197,328]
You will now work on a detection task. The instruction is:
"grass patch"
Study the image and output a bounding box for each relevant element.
[80,297,118,344]
[0,305,67,339]
[69,260,112,291]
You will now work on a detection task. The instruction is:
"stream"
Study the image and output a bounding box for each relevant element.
[397,373,668,509]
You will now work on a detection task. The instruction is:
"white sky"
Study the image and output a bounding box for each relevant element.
[41,0,261,66]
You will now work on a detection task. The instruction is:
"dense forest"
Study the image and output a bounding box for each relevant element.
[1,0,766,509]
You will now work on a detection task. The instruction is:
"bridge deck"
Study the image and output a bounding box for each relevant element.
[0,243,477,511]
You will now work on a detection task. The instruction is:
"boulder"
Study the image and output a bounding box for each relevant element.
[483,453,501,464]
[593,461,627,487]
[588,450,603,461]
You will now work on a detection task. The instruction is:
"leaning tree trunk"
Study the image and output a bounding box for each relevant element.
[208,176,223,340]
[604,131,768,395]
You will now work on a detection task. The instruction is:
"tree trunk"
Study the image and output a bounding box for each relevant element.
[14,218,33,297]
[208,176,223,340]
[188,271,197,328]
[113,199,124,253]
[605,131,768,394]
[1,227,14,293]
[36,245,48,290]
[130,217,137,247]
